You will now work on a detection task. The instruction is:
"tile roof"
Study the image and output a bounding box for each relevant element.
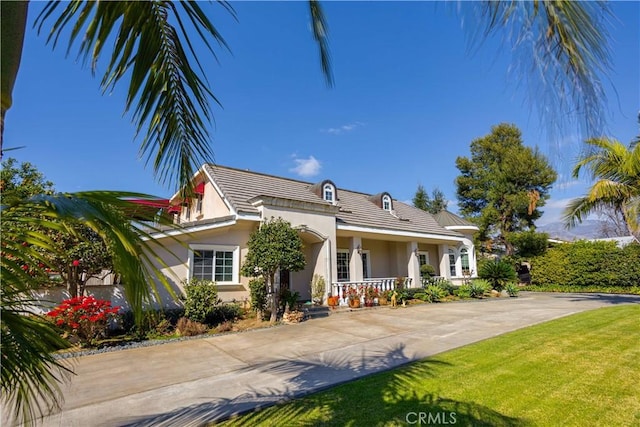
[205,165,462,238]
[433,210,478,228]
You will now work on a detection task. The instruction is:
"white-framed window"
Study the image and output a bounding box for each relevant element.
[418,251,429,268]
[323,183,335,203]
[337,249,350,282]
[460,248,470,275]
[382,194,392,211]
[184,204,191,221]
[418,251,431,276]
[189,245,239,284]
[448,249,456,277]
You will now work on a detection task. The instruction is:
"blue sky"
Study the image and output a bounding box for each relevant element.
[4,1,639,226]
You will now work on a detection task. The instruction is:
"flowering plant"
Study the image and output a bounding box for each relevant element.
[47,296,120,345]
[365,286,379,300]
[346,286,362,301]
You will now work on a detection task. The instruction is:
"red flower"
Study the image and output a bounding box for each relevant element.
[21,265,29,271]
[72,260,80,267]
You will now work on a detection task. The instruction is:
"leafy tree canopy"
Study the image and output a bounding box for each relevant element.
[1,158,114,296]
[0,157,54,204]
[241,217,305,322]
[505,230,549,259]
[455,123,557,254]
[241,217,305,278]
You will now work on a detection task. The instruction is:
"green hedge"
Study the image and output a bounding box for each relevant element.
[530,241,640,288]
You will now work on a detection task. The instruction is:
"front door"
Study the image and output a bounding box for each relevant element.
[279,269,290,290]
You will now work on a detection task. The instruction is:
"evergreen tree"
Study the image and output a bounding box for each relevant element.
[455,123,557,254]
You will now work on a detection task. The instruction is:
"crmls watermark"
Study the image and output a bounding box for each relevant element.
[405,411,457,425]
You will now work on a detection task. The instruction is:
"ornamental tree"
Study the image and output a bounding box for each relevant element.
[241,217,305,323]
[455,123,557,255]
[1,158,115,297]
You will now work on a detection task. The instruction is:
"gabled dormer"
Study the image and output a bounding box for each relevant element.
[368,192,393,212]
[310,179,338,205]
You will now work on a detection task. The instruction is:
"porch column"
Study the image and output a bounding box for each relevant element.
[438,244,450,279]
[469,243,478,278]
[324,239,333,300]
[406,241,420,288]
[349,236,363,282]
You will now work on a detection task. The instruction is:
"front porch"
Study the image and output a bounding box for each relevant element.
[330,277,413,306]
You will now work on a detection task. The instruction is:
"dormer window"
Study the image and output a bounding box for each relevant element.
[382,194,392,211]
[323,183,335,203]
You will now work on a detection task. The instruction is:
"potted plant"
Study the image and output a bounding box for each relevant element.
[327,294,340,308]
[364,286,378,307]
[378,289,392,305]
[347,287,361,308]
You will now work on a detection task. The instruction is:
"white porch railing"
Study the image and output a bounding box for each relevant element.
[330,277,412,306]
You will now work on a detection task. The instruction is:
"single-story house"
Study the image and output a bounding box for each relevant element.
[149,165,479,306]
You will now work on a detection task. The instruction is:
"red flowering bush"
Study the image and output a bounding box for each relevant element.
[47,296,120,345]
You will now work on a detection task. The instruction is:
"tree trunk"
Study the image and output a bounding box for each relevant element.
[66,266,78,298]
[268,272,277,324]
[1,1,29,153]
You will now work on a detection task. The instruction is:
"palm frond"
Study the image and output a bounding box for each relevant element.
[308,0,334,87]
[562,196,602,229]
[477,0,612,138]
[567,135,640,234]
[35,1,235,191]
[1,191,184,423]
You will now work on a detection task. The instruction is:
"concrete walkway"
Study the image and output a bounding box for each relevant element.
[30,293,640,426]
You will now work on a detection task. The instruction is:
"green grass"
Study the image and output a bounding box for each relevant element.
[217,305,640,426]
[521,284,640,295]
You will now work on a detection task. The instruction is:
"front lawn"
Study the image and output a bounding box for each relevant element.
[217,304,640,426]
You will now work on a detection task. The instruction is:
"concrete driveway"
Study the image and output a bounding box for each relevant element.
[22,292,640,426]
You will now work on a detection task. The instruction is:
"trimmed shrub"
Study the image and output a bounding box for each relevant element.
[249,277,268,314]
[479,259,517,291]
[420,264,436,278]
[530,241,640,288]
[181,279,221,324]
[208,303,243,326]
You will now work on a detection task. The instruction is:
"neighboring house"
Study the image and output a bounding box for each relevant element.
[149,165,479,306]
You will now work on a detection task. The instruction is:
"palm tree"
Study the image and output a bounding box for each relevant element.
[0,0,616,424]
[564,138,640,238]
[1,191,180,424]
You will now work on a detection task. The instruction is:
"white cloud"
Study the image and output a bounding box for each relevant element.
[323,121,364,135]
[538,198,575,225]
[554,173,585,191]
[290,156,321,178]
